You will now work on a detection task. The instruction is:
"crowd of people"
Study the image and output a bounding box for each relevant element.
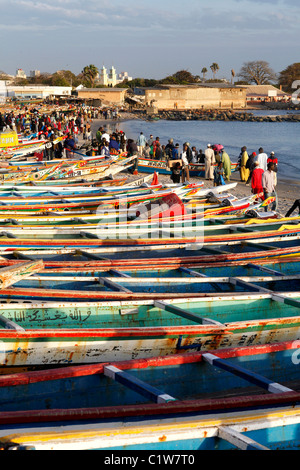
[0,104,288,215]
[237,146,278,212]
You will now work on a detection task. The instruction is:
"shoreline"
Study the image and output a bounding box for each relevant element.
[88,115,298,216]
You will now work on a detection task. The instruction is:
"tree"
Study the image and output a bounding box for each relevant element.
[210,63,219,80]
[161,70,197,85]
[82,64,99,88]
[238,61,277,85]
[50,70,78,88]
[278,63,300,93]
[201,67,208,81]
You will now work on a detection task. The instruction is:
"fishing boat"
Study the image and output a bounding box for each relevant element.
[0,214,295,241]
[1,404,300,450]
[0,194,272,227]
[1,267,300,367]
[0,182,207,209]
[0,153,137,185]
[0,341,299,450]
[137,156,238,177]
[0,220,298,252]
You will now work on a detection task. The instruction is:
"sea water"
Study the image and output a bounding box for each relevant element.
[116,113,300,182]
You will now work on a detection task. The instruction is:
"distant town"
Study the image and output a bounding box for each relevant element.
[0,61,298,112]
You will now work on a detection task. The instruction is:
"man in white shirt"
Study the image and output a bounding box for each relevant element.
[204,144,215,180]
[181,144,190,183]
[101,130,110,142]
[257,147,268,171]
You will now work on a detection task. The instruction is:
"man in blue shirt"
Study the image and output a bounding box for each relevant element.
[137,132,147,154]
[64,133,76,159]
[109,135,120,154]
[171,143,180,160]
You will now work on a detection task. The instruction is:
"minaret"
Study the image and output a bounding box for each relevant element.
[109,66,117,87]
[100,65,108,86]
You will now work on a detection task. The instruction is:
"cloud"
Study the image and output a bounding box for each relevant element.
[0,0,298,77]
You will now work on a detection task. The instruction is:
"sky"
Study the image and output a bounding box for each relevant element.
[0,0,299,80]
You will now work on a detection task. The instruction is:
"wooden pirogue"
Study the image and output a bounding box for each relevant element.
[0,341,299,450]
[1,256,300,368]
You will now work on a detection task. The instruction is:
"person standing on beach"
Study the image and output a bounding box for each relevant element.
[185,142,193,164]
[142,143,151,158]
[197,149,205,163]
[152,137,160,158]
[240,146,249,182]
[251,161,264,199]
[127,139,139,173]
[102,129,110,143]
[221,148,231,181]
[267,151,278,209]
[268,151,278,184]
[137,132,147,154]
[64,133,76,159]
[165,139,175,159]
[119,131,127,152]
[204,144,215,180]
[191,146,198,163]
[172,143,180,160]
[245,152,258,185]
[154,142,163,160]
[181,144,190,183]
[257,147,268,171]
[262,162,277,212]
[148,135,154,147]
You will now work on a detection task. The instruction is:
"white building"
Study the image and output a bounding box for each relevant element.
[118,71,132,83]
[6,85,72,100]
[16,69,26,79]
[98,66,117,87]
[0,80,7,103]
[97,66,132,86]
[30,70,41,78]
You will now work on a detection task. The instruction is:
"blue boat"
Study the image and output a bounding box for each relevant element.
[0,341,299,450]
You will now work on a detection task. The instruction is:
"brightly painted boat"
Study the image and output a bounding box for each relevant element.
[137,156,238,177]
[0,216,296,241]
[0,195,271,225]
[0,154,137,184]
[0,251,298,275]
[1,264,300,300]
[1,279,300,368]
[0,222,298,251]
[0,341,298,420]
[1,404,299,450]
[0,183,208,210]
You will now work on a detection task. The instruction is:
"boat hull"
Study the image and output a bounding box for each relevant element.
[1,294,300,367]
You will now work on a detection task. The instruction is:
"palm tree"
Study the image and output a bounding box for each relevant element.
[201,67,208,81]
[82,64,99,88]
[210,63,219,80]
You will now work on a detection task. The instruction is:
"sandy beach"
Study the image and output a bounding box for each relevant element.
[87,114,299,217]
